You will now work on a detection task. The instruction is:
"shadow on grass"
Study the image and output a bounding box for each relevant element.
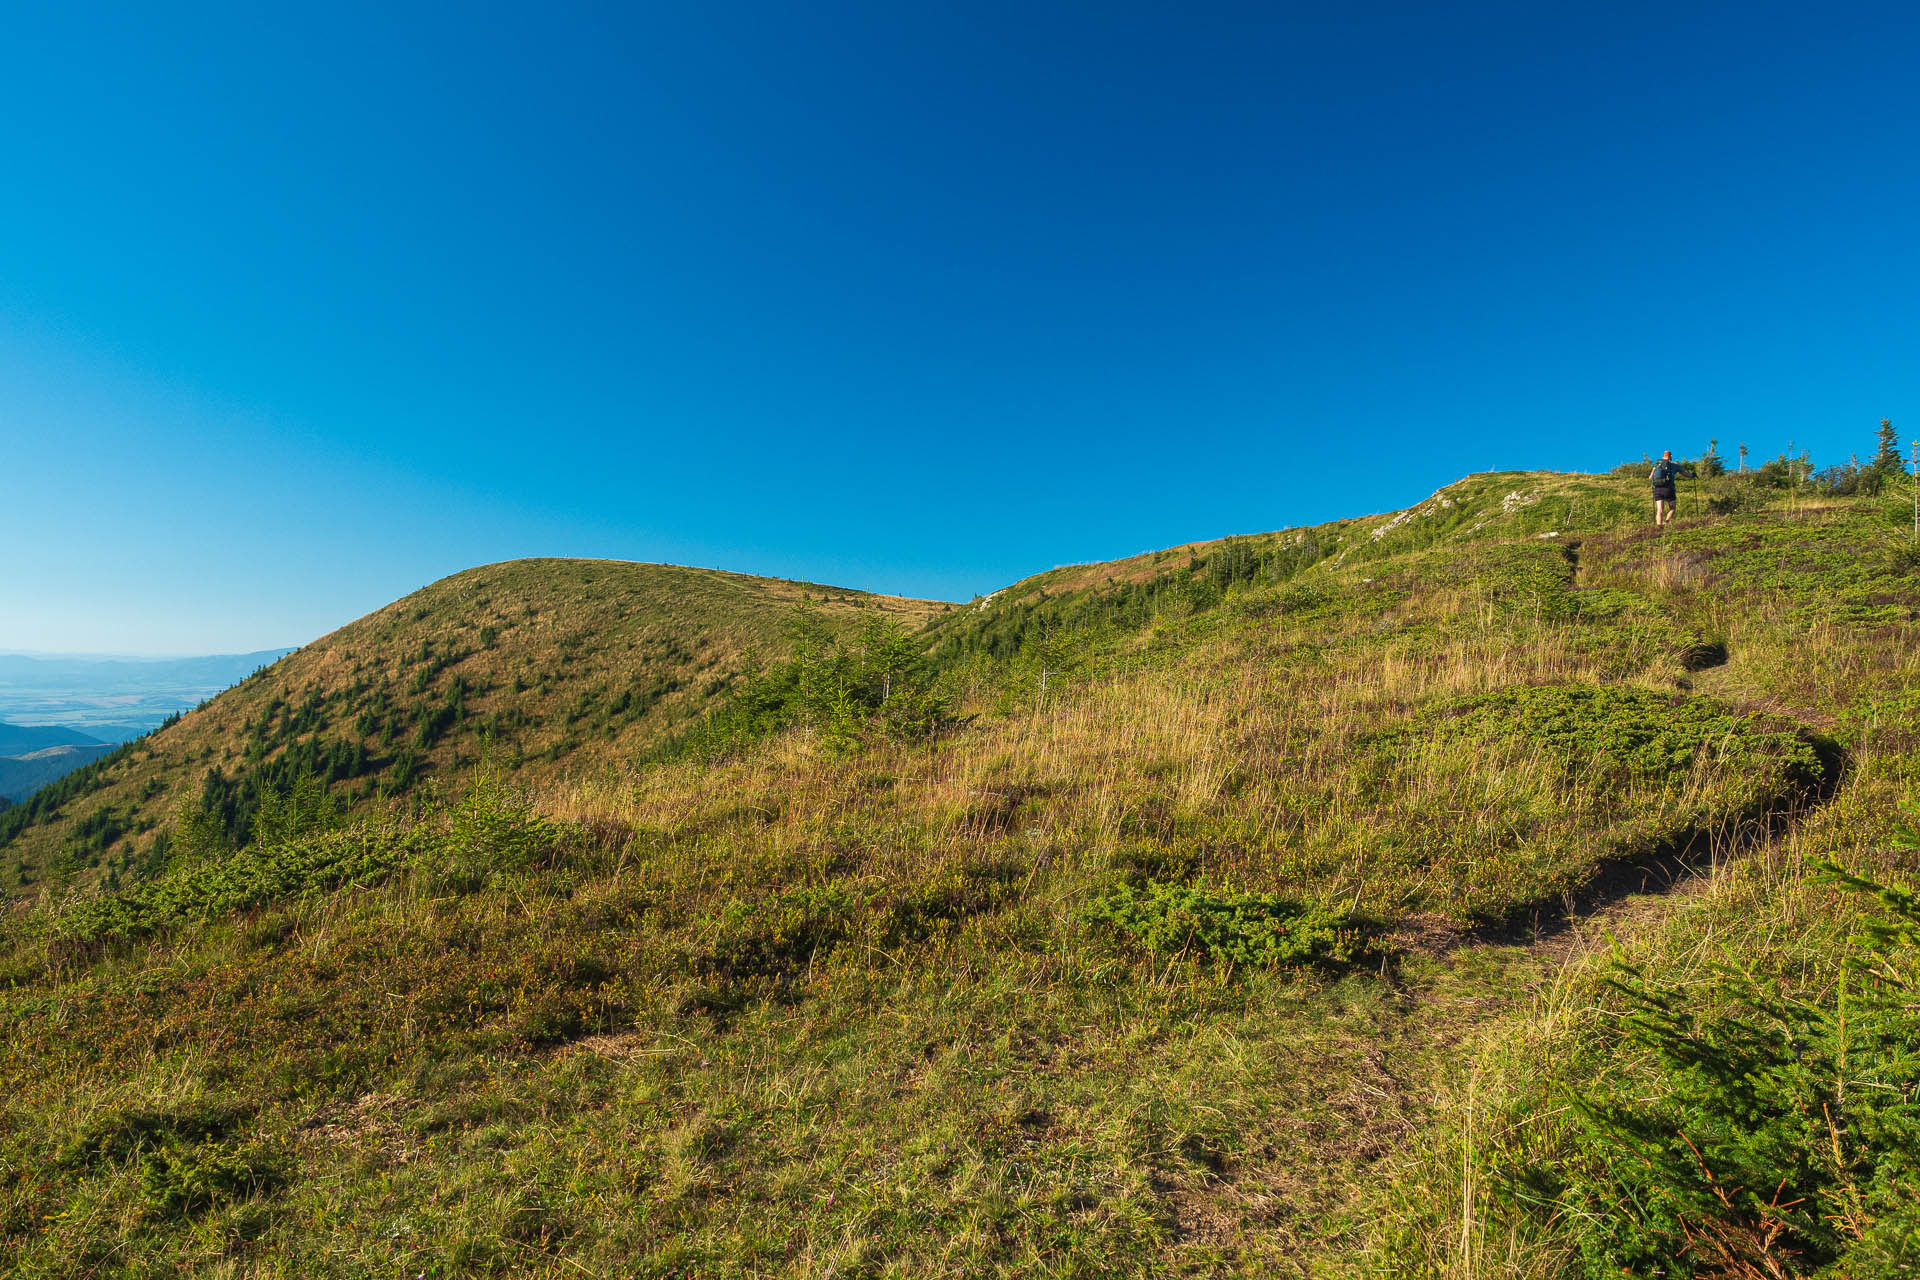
[1462,732,1847,950]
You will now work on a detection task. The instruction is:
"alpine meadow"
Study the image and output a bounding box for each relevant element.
[18,0,1920,1273]
[6,456,1920,1278]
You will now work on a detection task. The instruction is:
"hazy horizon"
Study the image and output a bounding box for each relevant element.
[0,648,297,737]
[0,647,297,662]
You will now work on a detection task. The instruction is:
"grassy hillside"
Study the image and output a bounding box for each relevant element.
[3,465,1919,1277]
[0,559,946,893]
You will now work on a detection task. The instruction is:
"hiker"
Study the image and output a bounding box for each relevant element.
[1650,450,1693,527]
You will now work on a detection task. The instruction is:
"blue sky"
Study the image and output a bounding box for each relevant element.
[5,1,1918,654]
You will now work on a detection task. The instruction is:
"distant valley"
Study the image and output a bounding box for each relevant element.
[0,650,294,801]
[0,721,118,803]
[0,738,116,802]
[0,649,293,743]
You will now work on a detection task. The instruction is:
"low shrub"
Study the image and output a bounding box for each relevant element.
[1084,880,1371,968]
[48,825,417,951]
[137,1137,284,1220]
[45,771,567,950]
[1883,533,1920,574]
[60,1101,250,1169]
[1707,485,1754,515]
[1399,684,1825,794]
[56,1100,284,1220]
[426,769,561,891]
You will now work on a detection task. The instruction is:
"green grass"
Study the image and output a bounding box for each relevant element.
[2,468,1918,1276]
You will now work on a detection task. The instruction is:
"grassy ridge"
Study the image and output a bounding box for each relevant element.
[0,559,947,895]
[2,467,1918,1275]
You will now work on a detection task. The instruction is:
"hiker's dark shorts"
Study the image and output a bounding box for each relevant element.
[1652,486,1676,502]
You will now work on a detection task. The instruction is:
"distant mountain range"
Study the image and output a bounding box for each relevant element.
[0,737,117,802]
[0,650,295,688]
[0,721,116,802]
[0,722,102,754]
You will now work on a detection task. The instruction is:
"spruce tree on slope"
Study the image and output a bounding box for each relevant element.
[1875,417,1902,475]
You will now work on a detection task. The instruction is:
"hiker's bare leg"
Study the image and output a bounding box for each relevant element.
[1653,499,1671,526]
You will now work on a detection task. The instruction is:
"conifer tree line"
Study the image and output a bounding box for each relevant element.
[1621,418,1915,497]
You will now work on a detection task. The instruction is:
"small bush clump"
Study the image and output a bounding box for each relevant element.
[427,769,561,891]
[48,825,416,951]
[59,1101,250,1169]
[137,1137,283,1220]
[1405,684,1824,793]
[57,1101,283,1221]
[1084,880,1370,968]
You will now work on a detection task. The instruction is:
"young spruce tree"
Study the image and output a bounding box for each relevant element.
[1874,417,1903,475]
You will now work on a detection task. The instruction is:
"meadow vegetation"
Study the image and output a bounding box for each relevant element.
[0,561,946,891]
[2,457,1919,1276]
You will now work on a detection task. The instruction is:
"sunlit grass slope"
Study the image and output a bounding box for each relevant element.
[3,466,1919,1277]
[0,559,947,894]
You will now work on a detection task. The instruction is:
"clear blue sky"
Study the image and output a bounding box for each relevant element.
[5,1,1918,654]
